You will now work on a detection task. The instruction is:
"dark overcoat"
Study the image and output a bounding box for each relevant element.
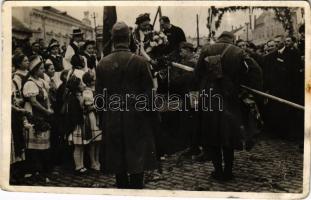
[263,47,302,137]
[195,39,262,148]
[96,45,157,174]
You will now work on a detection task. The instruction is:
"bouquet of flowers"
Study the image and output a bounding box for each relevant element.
[145,31,168,54]
[24,112,51,133]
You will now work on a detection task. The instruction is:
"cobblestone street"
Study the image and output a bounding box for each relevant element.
[13,136,303,193]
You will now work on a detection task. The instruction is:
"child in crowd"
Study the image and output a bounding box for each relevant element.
[82,71,102,171]
[66,75,90,174]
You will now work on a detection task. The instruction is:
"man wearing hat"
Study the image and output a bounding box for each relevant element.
[195,31,262,181]
[96,22,157,189]
[38,38,49,60]
[64,28,84,70]
[28,41,41,57]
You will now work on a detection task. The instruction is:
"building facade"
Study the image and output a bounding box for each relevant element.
[252,11,284,45]
[252,8,304,45]
[12,6,94,46]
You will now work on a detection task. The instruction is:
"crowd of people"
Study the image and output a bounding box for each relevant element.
[10,13,305,189]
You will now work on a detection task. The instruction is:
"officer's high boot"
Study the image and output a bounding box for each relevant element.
[116,172,129,189]
[129,172,144,189]
[210,147,223,180]
[223,147,234,181]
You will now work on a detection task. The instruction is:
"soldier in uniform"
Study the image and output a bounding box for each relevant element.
[96,22,157,189]
[195,31,262,181]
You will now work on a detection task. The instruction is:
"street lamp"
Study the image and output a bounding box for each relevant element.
[91,12,98,39]
[245,22,249,41]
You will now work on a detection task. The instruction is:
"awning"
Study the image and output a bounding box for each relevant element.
[12,17,32,39]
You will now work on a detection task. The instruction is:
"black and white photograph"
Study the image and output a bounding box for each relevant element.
[1,0,310,199]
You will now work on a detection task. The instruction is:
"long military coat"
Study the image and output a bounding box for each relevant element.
[96,45,157,174]
[195,39,262,149]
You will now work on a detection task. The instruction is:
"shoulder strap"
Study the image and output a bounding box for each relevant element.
[13,72,23,82]
[66,68,76,82]
[12,79,19,91]
[221,44,232,58]
[12,73,20,86]
[126,54,135,68]
[28,79,42,90]
[120,54,135,89]
[28,78,50,94]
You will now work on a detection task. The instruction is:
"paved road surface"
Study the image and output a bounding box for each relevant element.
[12,136,303,193]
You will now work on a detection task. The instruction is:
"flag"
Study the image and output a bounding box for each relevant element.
[102,6,117,56]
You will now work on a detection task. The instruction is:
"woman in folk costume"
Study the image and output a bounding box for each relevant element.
[22,55,53,182]
[82,40,97,73]
[45,39,64,88]
[65,74,91,174]
[12,54,30,91]
[82,71,102,171]
[11,54,29,181]
[64,28,85,70]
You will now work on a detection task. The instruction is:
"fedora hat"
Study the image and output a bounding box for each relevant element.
[71,28,84,36]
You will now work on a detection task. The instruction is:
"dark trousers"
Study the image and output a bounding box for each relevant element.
[209,146,234,175]
[115,172,144,189]
[183,110,199,149]
[10,160,27,184]
[25,149,51,176]
[50,114,68,167]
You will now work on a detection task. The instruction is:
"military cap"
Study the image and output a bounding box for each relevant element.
[112,22,129,38]
[218,31,235,40]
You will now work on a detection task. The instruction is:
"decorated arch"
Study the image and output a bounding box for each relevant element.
[207,6,298,39]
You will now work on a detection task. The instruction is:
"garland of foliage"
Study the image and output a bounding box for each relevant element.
[207,6,295,36]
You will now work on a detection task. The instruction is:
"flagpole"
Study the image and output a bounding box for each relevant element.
[196,14,200,47]
[152,7,160,27]
[169,62,305,111]
[240,85,304,111]
[102,6,117,56]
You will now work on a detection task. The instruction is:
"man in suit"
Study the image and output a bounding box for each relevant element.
[64,28,84,70]
[96,22,157,189]
[263,35,300,138]
[284,35,304,139]
[160,16,186,56]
